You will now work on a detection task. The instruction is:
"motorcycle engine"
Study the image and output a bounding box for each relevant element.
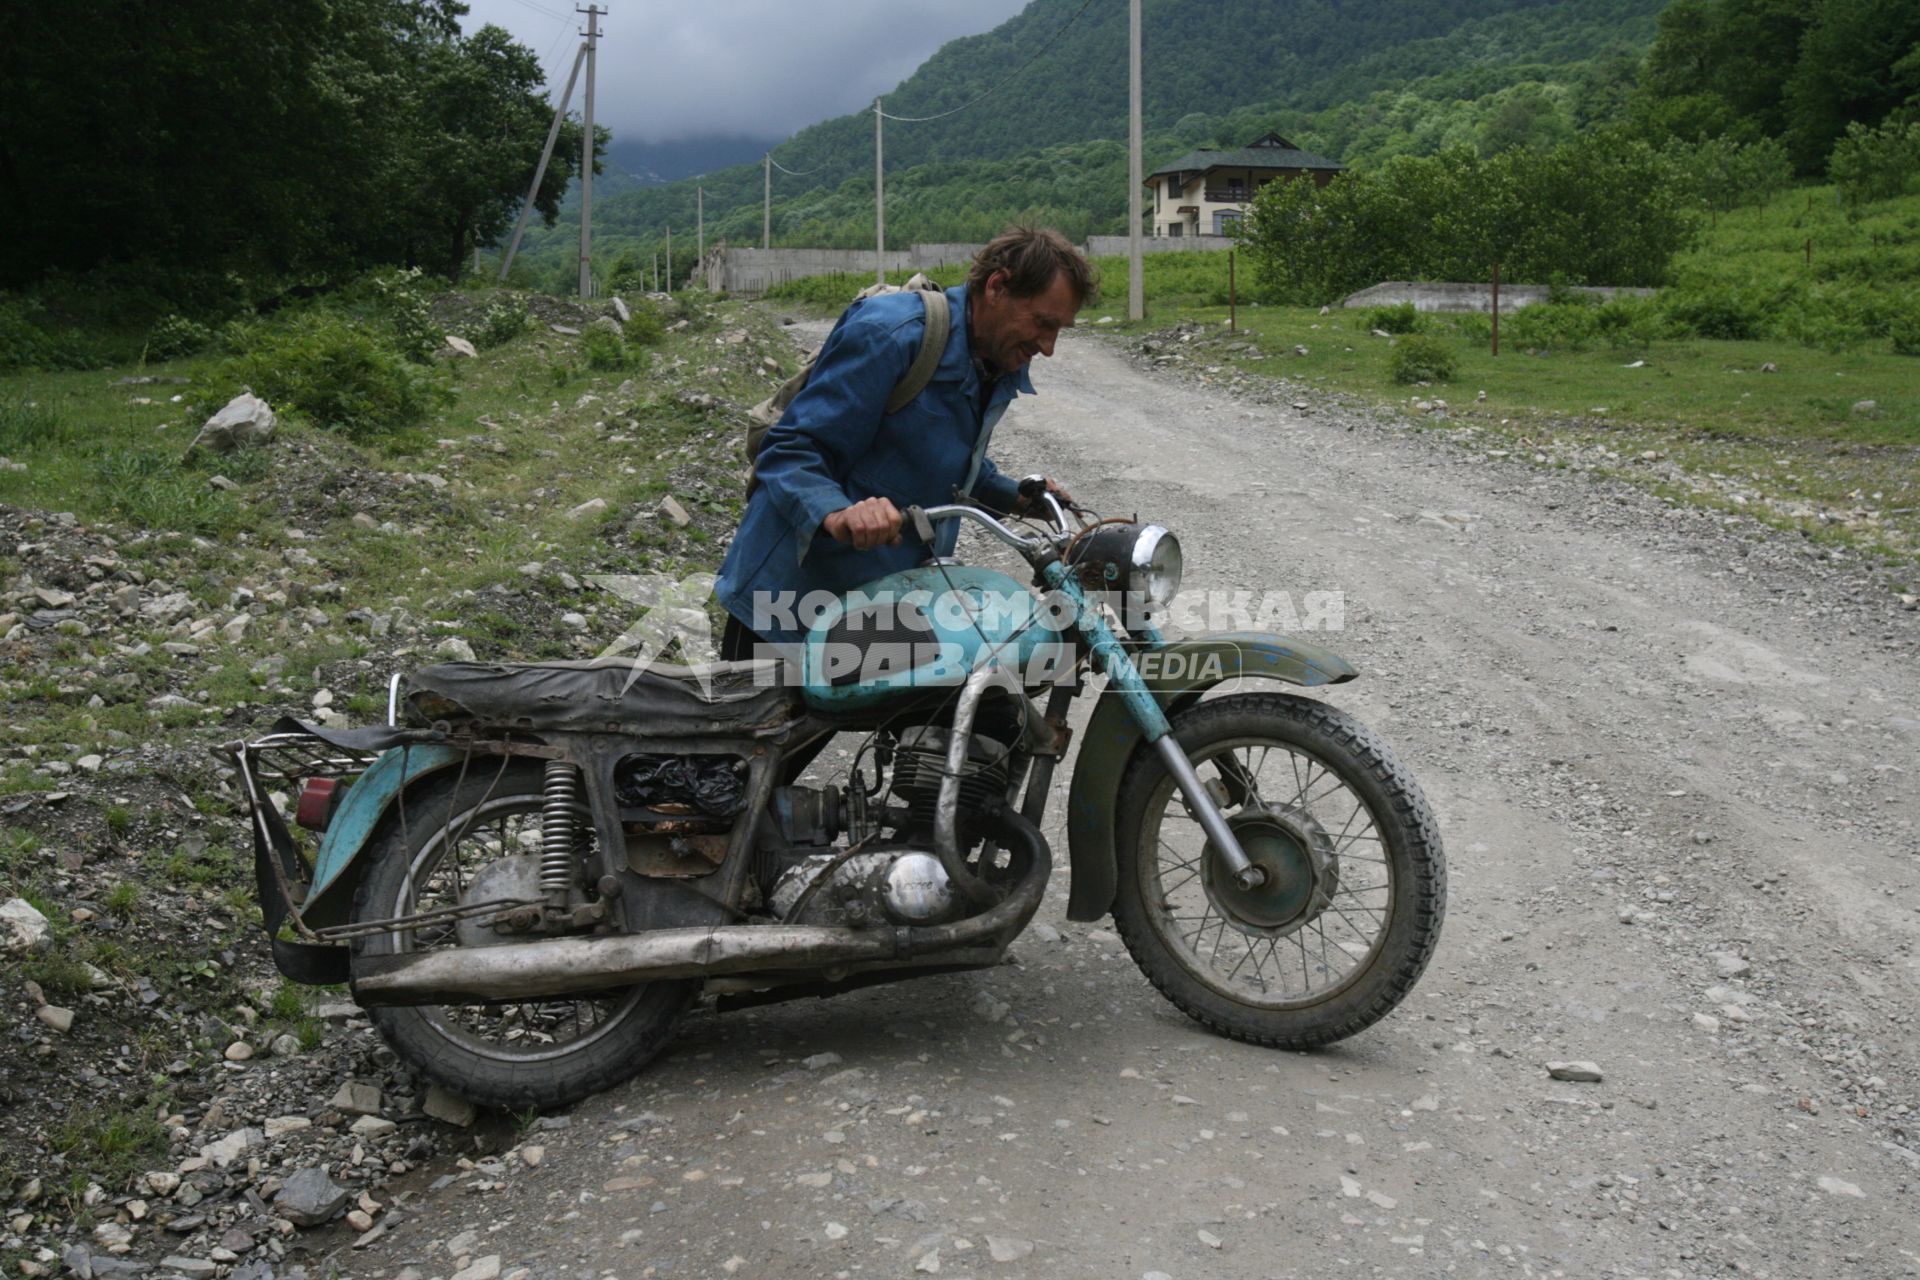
[754,724,1012,928]
[768,848,957,926]
[889,725,1011,826]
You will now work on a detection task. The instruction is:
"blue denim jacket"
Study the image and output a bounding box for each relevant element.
[715,284,1033,643]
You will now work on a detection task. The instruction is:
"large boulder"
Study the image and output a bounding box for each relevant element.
[190,392,277,454]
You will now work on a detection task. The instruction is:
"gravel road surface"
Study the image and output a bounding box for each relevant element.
[340,323,1920,1280]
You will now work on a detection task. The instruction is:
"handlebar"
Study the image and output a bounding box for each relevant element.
[906,503,1046,553]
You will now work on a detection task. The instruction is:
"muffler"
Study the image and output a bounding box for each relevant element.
[352,810,1049,1007]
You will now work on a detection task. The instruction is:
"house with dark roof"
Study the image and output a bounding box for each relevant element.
[1145,132,1345,237]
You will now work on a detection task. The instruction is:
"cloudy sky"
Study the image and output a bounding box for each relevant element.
[460,0,1034,143]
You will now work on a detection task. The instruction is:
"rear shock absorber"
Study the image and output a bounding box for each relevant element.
[540,760,584,906]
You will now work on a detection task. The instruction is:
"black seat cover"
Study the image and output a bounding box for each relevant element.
[406,657,797,734]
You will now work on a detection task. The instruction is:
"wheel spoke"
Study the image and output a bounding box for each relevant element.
[383,792,639,1061]
[1129,717,1430,1012]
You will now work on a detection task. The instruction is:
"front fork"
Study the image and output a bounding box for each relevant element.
[1040,563,1266,890]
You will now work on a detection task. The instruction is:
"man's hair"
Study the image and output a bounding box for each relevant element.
[967,226,1097,305]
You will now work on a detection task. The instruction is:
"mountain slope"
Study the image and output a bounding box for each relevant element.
[513,0,1666,280]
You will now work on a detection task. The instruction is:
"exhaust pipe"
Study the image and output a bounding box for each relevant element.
[353,811,1050,1007]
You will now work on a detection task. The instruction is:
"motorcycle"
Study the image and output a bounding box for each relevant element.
[238,481,1446,1108]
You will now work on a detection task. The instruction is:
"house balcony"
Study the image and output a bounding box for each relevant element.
[1203,187,1254,204]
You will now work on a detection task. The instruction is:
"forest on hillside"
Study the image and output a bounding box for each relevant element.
[0,0,598,297]
[510,0,1918,288]
[1,0,1915,340]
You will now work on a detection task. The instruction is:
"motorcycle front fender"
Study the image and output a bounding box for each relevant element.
[1063,631,1357,922]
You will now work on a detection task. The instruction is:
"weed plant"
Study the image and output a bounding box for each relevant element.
[1388,332,1458,383]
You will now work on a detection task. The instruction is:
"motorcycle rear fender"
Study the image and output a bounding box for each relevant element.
[1063,631,1356,922]
[302,745,468,928]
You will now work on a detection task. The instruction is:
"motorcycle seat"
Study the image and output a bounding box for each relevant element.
[405,657,798,735]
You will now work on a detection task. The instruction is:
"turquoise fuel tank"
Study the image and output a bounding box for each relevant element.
[800,565,1072,712]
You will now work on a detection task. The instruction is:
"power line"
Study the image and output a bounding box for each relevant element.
[876,0,1097,123]
[502,0,572,23]
[537,17,579,92]
[768,156,825,177]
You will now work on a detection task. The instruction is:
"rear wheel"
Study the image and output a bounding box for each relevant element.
[1111,692,1444,1048]
[349,761,694,1109]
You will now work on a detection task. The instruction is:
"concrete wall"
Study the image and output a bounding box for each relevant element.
[704,247,921,295]
[704,234,1241,295]
[909,243,987,267]
[1341,281,1658,313]
[1085,234,1235,256]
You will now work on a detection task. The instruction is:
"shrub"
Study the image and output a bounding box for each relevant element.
[1661,135,1793,213]
[1829,120,1920,209]
[1504,302,1602,351]
[1593,297,1673,349]
[0,294,112,372]
[581,325,630,371]
[1662,286,1766,340]
[1361,302,1420,334]
[146,314,213,361]
[477,298,532,348]
[0,297,51,372]
[352,267,441,363]
[1388,332,1458,383]
[1544,282,1602,307]
[623,300,666,347]
[1453,312,1494,343]
[218,312,451,438]
[1891,301,1920,357]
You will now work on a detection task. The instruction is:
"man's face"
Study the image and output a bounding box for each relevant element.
[973,268,1078,374]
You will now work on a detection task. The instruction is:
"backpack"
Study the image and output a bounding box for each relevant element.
[744,274,951,494]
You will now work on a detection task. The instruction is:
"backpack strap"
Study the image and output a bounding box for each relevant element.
[747,288,951,497]
[884,287,950,415]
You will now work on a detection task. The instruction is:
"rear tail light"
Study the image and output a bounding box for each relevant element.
[295,778,347,831]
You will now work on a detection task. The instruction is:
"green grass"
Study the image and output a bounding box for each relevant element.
[1675,183,1920,298]
[1133,302,1918,557]
[0,359,257,538]
[51,1103,171,1198]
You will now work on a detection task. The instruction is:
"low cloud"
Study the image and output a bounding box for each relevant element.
[460,0,1032,143]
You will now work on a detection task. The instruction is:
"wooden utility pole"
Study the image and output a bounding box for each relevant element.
[1128,0,1143,321]
[763,154,772,250]
[577,4,601,299]
[874,98,886,285]
[665,225,672,292]
[498,42,586,282]
[1228,249,1236,331]
[696,187,704,275]
[1491,261,1501,356]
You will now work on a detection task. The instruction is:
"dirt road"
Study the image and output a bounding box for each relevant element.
[344,325,1920,1280]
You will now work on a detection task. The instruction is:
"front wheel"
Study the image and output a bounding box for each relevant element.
[1111,692,1445,1048]
[349,760,695,1109]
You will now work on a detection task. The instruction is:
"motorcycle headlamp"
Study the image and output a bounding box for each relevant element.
[1071,522,1183,611]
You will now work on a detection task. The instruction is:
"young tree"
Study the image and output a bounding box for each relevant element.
[392,24,602,280]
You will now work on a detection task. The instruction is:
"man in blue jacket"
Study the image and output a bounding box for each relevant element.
[715,227,1094,657]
